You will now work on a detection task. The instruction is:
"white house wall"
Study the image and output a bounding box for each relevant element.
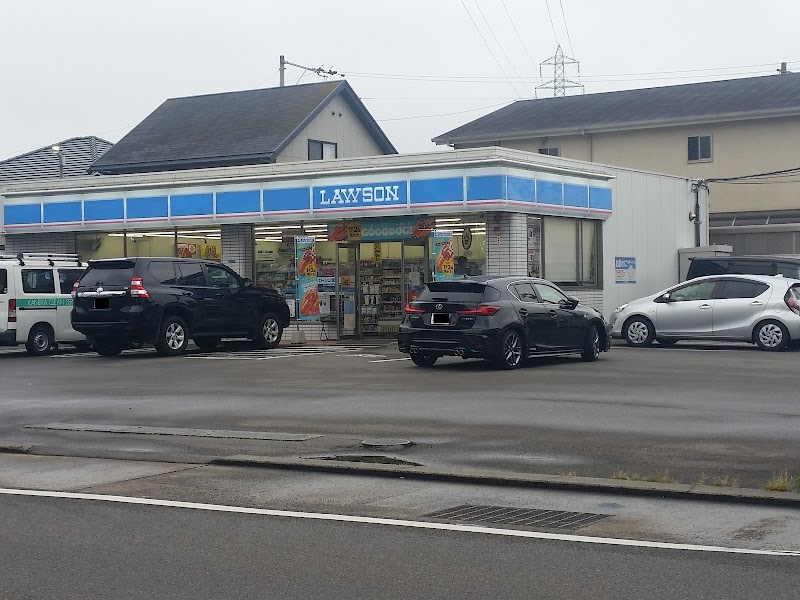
[275,95,384,163]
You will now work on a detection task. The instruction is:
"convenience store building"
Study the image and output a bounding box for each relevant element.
[1,147,705,339]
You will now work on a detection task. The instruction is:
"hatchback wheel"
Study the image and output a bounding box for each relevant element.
[25,324,54,356]
[495,329,524,370]
[581,325,601,362]
[155,315,189,356]
[255,313,282,349]
[411,352,437,367]
[623,317,655,347]
[754,320,790,351]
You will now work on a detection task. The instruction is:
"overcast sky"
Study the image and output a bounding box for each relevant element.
[1,0,796,160]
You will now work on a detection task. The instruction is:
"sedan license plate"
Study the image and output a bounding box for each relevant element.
[432,313,450,325]
[93,298,110,310]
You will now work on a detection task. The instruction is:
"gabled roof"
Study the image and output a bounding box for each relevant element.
[434,73,800,145]
[89,80,396,175]
[0,136,113,184]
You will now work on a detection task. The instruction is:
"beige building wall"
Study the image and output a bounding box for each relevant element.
[275,95,384,163]
[458,116,800,214]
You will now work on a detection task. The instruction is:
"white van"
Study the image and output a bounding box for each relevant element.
[0,253,88,355]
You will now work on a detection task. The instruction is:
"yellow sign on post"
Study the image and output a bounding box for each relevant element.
[373,243,382,263]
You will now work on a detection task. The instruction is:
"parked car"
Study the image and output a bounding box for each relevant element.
[609,274,800,351]
[0,253,88,355]
[71,257,290,356]
[397,277,610,369]
[687,254,800,280]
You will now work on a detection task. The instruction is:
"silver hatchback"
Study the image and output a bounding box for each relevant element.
[609,275,800,351]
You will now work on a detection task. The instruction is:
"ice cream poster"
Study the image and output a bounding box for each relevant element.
[295,236,320,320]
[432,230,455,280]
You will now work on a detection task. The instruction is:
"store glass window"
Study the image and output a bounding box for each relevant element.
[433,215,486,277]
[76,229,221,261]
[542,217,601,288]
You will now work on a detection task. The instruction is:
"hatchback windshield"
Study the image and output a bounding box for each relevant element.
[80,261,135,287]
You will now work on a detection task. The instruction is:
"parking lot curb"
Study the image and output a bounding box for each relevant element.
[212,454,800,508]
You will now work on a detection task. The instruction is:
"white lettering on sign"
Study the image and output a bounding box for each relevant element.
[318,185,401,206]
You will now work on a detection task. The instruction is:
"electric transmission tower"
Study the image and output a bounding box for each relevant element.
[536,44,583,98]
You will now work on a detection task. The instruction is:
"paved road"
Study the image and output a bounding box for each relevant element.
[1,340,799,487]
[1,487,798,600]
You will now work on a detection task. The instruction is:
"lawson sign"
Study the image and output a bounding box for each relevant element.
[313,180,406,211]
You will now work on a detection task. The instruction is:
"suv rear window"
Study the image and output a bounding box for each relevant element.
[418,282,492,303]
[81,261,135,287]
[0,268,7,294]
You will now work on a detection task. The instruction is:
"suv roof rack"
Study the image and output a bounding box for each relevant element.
[0,252,85,267]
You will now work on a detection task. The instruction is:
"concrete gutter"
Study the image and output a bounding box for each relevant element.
[213,454,800,508]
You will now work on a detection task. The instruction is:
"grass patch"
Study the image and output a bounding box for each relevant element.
[712,475,739,488]
[694,473,707,486]
[559,470,577,477]
[764,470,795,492]
[612,470,677,483]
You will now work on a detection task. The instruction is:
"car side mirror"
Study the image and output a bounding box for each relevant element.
[657,293,671,303]
[243,278,253,287]
[561,296,580,309]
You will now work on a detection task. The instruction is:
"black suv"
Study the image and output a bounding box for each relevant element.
[398,277,609,369]
[71,257,290,356]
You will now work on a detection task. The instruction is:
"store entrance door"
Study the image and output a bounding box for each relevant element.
[336,240,431,339]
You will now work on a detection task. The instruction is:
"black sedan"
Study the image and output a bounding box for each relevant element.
[398,277,610,369]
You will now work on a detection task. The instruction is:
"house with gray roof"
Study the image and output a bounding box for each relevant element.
[89,80,396,175]
[435,73,800,254]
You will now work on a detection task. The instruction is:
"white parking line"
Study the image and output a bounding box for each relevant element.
[370,357,412,363]
[1,488,797,557]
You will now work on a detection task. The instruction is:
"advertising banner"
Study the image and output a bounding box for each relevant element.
[327,217,436,242]
[615,256,637,284]
[432,230,455,280]
[295,236,320,320]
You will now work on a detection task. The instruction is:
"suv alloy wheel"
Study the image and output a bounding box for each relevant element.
[255,312,283,349]
[155,315,190,356]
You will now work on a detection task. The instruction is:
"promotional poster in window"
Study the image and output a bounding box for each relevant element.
[432,230,455,281]
[295,236,320,320]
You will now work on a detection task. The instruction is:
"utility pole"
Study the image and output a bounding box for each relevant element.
[278,55,341,87]
[537,44,583,98]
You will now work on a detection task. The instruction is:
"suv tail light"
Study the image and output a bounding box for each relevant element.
[8,298,16,323]
[785,286,800,316]
[130,277,150,299]
[404,303,425,314]
[71,280,79,299]
[456,305,501,316]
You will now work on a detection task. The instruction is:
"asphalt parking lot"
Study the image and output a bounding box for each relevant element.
[1,339,798,489]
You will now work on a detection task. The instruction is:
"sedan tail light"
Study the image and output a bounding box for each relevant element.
[130,277,150,299]
[71,280,79,299]
[456,305,501,316]
[785,286,800,316]
[8,298,16,323]
[404,303,425,314]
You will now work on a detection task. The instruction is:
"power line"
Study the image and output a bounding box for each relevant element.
[543,0,559,45]
[460,0,524,97]
[707,166,800,183]
[559,0,576,57]
[501,0,540,76]
[473,0,533,95]
[376,101,513,122]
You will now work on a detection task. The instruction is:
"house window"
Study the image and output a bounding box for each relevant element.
[688,135,712,162]
[308,140,337,161]
[538,147,560,157]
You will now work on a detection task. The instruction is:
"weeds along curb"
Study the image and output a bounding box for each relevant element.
[212,455,800,508]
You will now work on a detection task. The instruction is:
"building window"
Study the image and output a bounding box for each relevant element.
[308,140,337,161]
[541,217,601,288]
[688,135,712,162]
[538,147,560,157]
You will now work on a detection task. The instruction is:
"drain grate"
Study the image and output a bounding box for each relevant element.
[422,504,611,531]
